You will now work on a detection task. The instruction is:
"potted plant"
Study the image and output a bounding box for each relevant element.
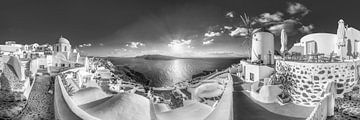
[273,64,295,105]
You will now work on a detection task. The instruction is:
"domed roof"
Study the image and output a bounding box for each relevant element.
[59,36,70,44]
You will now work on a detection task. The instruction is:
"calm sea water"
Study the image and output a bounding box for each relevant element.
[109,58,242,87]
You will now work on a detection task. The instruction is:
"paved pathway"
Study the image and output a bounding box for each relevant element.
[232,75,306,120]
[14,75,55,120]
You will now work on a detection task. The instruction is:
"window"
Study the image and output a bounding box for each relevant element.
[61,64,65,67]
[306,41,317,54]
[250,73,254,81]
[57,46,59,52]
[64,46,67,51]
[39,65,45,69]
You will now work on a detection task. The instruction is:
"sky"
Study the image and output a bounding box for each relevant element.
[0,0,360,57]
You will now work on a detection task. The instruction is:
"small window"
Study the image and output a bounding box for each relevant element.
[39,65,45,69]
[306,41,317,54]
[250,73,254,81]
[61,64,65,67]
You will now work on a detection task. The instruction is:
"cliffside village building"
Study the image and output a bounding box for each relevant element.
[0,36,89,101]
[237,19,360,107]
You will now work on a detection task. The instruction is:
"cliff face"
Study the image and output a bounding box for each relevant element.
[135,54,177,60]
[113,65,150,86]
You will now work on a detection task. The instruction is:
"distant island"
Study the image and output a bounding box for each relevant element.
[135,54,178,60]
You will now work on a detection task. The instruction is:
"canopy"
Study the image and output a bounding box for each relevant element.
[280,29,288,53]
[337,19,346,45]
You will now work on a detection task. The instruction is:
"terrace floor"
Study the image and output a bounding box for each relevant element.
[14,75,55,120]
[232,75,313,120]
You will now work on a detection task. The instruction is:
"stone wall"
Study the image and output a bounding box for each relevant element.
[276,60,359,106]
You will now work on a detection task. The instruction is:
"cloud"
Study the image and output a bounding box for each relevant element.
[257,12,284,23]
[99,43,104,46]
[226,11,234,18]
[168,39,192,49]
[268,19,305,36]
[287,2,310,16]
[299,24,314,34]
[204,31,221,37]
[229,27,249,37]
[203,39,214,45]
[207,51,241,57]
[79,43,92,48]
[224,26,233,30]
[126,42,145,48]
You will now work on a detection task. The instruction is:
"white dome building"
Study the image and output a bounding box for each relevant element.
[299,33,337,56]
[54,36,71,53]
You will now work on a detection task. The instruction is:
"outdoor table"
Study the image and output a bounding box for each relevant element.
[307,53,325,62]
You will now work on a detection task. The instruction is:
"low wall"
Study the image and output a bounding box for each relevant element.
[306,93,331,120]
[23,78,35,100]
[54,67,100,120]
[276,60,359,106]
[250,82,282,103]
[205,73,233,120]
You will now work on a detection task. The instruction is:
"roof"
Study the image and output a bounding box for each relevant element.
[59,36,70,44]
[156,102,213,120]
[7,56,22,79]
[81,93,151,120]
[71,87,110,105]
[0,45,20,52]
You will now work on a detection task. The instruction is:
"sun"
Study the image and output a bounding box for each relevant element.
[171,44,183,53]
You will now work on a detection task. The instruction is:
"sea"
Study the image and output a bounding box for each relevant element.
[109,57,243,87]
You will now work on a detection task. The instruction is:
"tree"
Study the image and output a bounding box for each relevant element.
[347,39,353,59]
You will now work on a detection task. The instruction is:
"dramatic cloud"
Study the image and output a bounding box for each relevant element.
[207,51,241,57]
[126,42,145,48]
[287,2,310,16]
[114,48,127,51]
[204,31,221,37]
[205,2,313,40]
[224,26,233,30]
[79,43,92,48]
[257,12,284,23]
[226,11,234,18]
[168,39,192,49]
[299,24,314,34]
[229,27,249,37]
[203,39,214,45]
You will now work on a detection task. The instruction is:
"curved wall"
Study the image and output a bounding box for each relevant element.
[276,60,359,106]
[251,32,274,64]
[300,33,337,55]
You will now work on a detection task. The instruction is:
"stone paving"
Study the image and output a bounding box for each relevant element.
[329,89,360,120]
[13,75,55,120]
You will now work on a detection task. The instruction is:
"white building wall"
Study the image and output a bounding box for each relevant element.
[300,33,337,56]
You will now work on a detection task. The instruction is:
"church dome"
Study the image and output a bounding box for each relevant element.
[59,36,70,44]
